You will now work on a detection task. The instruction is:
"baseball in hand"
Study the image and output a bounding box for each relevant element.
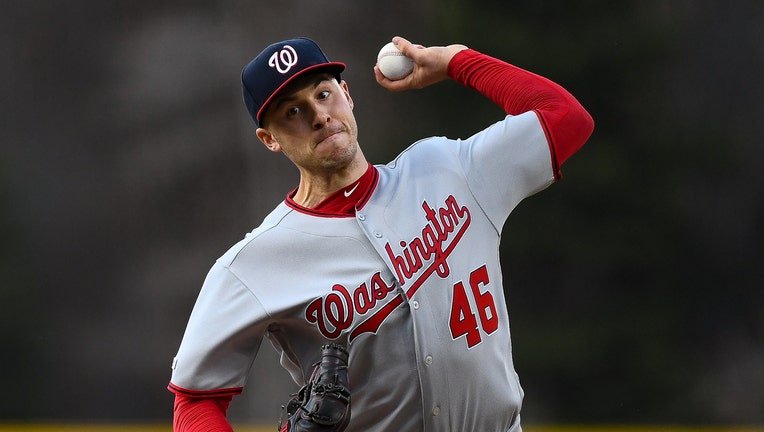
[376,42,414,80]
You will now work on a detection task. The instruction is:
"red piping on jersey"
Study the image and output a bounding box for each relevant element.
[533,110,561,178]
[284,200,357,218]
[168,382,243,397]
[354,166,378,210]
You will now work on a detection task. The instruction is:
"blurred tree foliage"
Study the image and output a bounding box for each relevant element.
[1,0,761,425]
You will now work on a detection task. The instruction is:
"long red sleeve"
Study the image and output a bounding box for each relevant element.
[173,393,234,432]
[448,49,594,178]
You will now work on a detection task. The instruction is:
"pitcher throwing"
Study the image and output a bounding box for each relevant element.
[168,35,594,432]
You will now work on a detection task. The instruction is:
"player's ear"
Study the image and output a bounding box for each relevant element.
[256,128,282,153]
[340,80,354,110]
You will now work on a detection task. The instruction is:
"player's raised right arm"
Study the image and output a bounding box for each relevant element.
[448,48,594,174]
[374,37,593,178]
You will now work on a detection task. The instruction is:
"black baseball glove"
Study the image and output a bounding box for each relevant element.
[279,344,351,432]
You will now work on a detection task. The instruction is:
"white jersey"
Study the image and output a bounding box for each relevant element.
[170,110,554,432]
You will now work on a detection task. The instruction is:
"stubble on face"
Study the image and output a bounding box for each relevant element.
[265,74,361,176]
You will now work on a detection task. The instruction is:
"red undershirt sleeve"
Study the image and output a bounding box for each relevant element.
[448,49,594,178]
[173,393,234,432]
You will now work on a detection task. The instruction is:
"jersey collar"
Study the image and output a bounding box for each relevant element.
[285,163,378,217]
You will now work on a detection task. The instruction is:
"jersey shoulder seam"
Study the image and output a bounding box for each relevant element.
[218,203,293,267]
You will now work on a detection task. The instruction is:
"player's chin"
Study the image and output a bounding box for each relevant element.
[316,145,357,170]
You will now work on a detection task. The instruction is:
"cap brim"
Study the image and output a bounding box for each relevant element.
[256,62,346,125]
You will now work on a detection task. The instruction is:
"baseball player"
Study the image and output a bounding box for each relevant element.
[168,35,594,432]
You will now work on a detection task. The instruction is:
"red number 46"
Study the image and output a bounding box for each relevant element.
[449,265,499,348]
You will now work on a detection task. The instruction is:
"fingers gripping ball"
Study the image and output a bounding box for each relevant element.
[280,344,351,432]
[377,42,414,80]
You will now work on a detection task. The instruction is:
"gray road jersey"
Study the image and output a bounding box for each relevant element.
[170,111,553,432]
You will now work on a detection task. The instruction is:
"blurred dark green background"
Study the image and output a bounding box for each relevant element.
[1,0,761,426]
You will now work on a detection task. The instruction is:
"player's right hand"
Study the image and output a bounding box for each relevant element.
[374,36,468,92]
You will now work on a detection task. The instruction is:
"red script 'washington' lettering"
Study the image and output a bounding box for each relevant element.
[350,195,472,340]
[306,272,396,339]
[385,195,471,289]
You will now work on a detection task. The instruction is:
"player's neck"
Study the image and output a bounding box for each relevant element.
[293,157,369,208]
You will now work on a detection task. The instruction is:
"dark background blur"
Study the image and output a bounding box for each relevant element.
[1,0,762,427]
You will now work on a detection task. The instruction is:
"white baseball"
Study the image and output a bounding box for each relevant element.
[377,42,414,80]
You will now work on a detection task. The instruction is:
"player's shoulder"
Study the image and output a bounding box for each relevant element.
[217,202,292,267]
[383,112,536,168]
[384,135,458,170]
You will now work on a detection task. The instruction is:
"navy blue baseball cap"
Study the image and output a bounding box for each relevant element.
[242,37,346,127]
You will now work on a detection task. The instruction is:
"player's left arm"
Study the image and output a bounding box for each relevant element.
[173,393,233,432]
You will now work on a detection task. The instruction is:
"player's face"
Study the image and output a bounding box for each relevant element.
[256,73,360,175]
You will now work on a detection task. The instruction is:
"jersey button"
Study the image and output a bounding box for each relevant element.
[424,355,433,365]
[373,231,382,238]
[411,300,419,309]
[432,406,440,416]
[357,214,365,221]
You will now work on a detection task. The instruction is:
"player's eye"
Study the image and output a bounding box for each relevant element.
[286,106,300,117]
[317,90,330,100]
